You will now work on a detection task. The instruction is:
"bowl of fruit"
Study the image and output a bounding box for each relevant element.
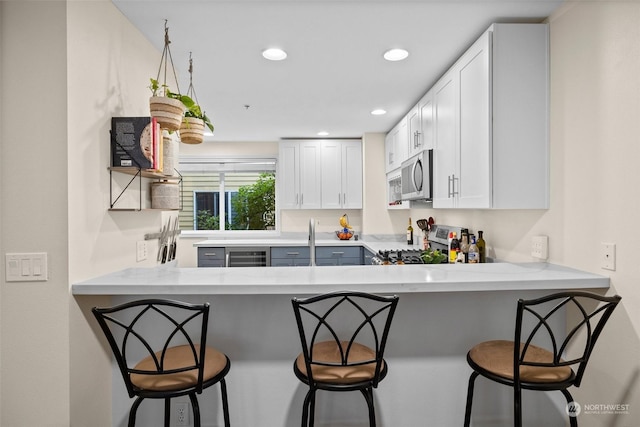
[336,213,354,240]
[336,229,354,240]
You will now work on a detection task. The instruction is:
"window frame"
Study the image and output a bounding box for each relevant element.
[178,155,280,238]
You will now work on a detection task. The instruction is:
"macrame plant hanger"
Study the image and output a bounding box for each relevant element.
[149,20,186,132]
[186,53,199,107]
[156,19,182,97]
[179,52,208,144]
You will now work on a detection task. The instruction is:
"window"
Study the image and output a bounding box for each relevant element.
[178,156,277,232]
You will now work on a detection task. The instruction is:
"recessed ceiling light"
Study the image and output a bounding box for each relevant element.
[262,48,287,61]
[317,131,329,136]
[383,48,409,62]
[371,109,387,116]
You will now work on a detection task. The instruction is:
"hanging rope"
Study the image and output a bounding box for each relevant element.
[155,20,182,96]
[186,52,200,106]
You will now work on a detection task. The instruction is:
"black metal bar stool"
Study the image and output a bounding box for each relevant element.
[463,291,621,427]
[92,299,231,427]
[291,291,399,427]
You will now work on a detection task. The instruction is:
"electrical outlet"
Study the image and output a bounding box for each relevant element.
[601,243,616,271]
[136,241,147,262]
[175,402,190,427]
[531,235,548,260]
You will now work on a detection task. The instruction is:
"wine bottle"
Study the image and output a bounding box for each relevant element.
[407,217,414,245]
[477,231,486,263]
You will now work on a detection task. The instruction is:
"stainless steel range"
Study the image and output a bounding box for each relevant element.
[370,224,465,265]
[371,249,425,265]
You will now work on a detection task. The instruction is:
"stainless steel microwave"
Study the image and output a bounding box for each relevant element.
[401,149,433,201]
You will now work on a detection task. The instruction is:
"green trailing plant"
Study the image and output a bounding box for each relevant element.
[184,102,214,133]
[149,78,192,104]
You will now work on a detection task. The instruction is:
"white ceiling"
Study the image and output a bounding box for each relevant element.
[112,0,563,142]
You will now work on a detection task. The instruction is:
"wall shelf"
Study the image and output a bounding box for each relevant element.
[108,167,182,211]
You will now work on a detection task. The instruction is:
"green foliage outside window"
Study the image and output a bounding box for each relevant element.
[231,173,276,230]
[196,210,221,230]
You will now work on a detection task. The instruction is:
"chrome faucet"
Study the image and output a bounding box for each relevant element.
[309,218,316,266]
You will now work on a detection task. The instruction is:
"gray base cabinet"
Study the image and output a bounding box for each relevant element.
[197,247,226,267]
[315,246,363,266]
[270,247,311,267]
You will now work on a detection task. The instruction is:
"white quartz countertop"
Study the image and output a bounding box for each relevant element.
[72,262,609,296]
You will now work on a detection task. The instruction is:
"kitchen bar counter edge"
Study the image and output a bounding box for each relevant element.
[71,262,609,296]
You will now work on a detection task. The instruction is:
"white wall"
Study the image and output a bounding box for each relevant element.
[1,1,71,425]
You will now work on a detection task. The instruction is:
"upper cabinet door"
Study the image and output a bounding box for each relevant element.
[298,141,322,209]
[279,141,322,209]
[279,142,300,209]
[407,104,422,157]
[320,140,342,209]
[321,140,362,209]
[385,118,408,173]
[432,71,458,208]
[341,140,363,209]
[457,30,491,209]
[419,90,434,151]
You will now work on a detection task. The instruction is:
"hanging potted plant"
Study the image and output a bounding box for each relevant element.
[179,54,214,144]
[149,21,186,132]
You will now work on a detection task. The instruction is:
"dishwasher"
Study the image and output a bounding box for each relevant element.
[225,247,271,267]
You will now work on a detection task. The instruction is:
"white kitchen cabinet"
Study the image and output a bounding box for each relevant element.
[432,23,549,209]
[432,70,458,208]
[321,140,363,209]
[279,141,322,209]
[407,90,435,158]
[384,117,408,173]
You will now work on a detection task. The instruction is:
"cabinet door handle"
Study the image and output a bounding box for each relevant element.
[452,175,459,196]
[448,175,453,198]
[415,131,421,148]
[338,193,341,204]
[332,251,345,256]
[287,252,300,256]
[343,193,346,205]
[301,193,304,205]
[204,252,217,256]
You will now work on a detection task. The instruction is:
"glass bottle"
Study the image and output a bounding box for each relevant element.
[468,236,480,263]
[449,232,459,263]
[477,231,486,263]
[460,232,469,263]
[407,217,414,245]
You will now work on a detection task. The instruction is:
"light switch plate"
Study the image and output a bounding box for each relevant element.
[531,235,548,259]
[136,241,147,262]
[5,253,48,281]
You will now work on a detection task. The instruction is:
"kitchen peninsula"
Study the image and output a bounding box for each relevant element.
[73,260,608,427]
